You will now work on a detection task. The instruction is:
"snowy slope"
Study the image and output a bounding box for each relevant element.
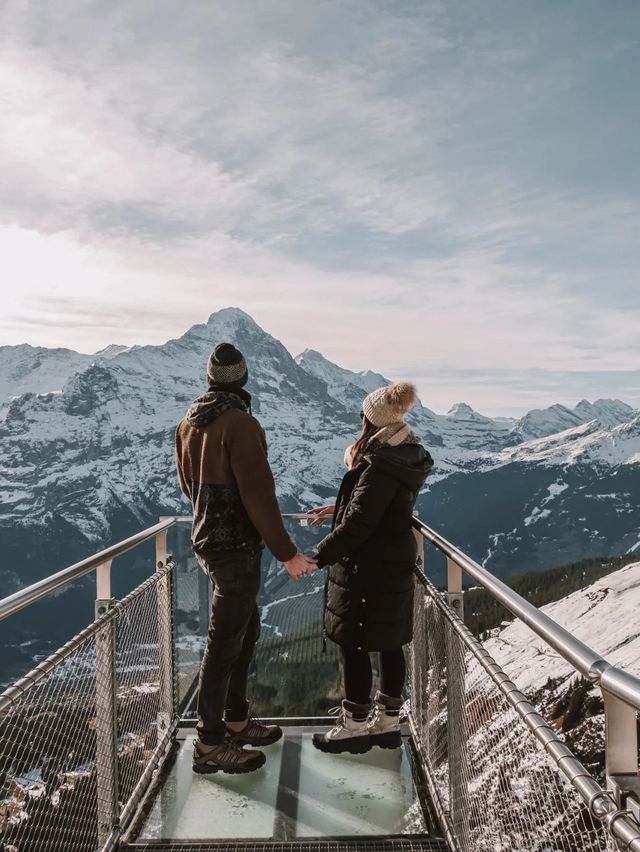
[0,343,128,412]
[297,355,515,462]
[0,309,354,543]
[485,561,640,694]
[295,348,389,407]
[512,399,638,442]
[1,306,639,587]
[499,417,640,468]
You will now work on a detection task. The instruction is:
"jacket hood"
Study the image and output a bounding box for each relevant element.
[366,443,433,489]
[185,389,249,428]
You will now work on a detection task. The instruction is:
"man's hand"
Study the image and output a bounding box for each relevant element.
[307,504,336,527]
[284,552,317,580]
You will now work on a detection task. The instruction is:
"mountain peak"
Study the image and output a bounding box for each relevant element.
[296,348,324,364]
[447,402,475,417]
[93,344,129,358]
[205,307,258,329]
[177,307,265,350]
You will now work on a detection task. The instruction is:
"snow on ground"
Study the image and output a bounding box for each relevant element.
[485,562,640,695]
[523,480,568,526]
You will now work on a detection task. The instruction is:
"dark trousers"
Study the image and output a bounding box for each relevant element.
[195,548,262,745]
[342,647,406,705]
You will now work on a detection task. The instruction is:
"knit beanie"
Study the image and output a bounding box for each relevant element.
[362,382,418,427]
[207,342,248,387]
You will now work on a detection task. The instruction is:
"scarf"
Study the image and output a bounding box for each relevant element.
[344,421,420,469]
[185,387,252,427]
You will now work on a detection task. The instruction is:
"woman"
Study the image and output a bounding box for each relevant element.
[309,381,433,754]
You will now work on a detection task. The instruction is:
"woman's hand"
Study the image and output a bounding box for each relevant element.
[307,504,336,527]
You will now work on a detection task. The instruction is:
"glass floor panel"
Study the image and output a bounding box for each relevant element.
[135,727,428,842]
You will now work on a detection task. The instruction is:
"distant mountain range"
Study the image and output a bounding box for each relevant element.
[0,307,639,665]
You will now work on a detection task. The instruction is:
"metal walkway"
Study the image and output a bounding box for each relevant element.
[123,726,440,848]
[0,515,639,852]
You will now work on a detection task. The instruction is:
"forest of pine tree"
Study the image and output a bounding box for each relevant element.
[465,554,638,638]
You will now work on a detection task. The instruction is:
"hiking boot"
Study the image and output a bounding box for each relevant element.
[227,716,283,747]
[312,701,371,754]
[192,737,266,775]
[367,690,403,749]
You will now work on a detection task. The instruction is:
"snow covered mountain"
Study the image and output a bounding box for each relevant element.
[1,306,639,599]
[295,348,389,407]
[511,399,637,442]
[0,343,127,411]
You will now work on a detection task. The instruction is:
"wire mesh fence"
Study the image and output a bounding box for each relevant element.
[171,527,210,712]
[115,571,173,810]
[0,630,100,852]
[0,565,177,852]
[408,574,616,852]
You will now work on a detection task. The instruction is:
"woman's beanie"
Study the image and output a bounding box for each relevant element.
[362,382,418,427]
[207,342,248,387]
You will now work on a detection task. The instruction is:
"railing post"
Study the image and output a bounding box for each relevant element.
[94,560,119,846]
[604,688,640,833]
[156,530,175,734]
[447,557,464,622]
[445,556,470,849]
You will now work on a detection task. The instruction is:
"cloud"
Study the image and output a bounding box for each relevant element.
[0,0,638,412]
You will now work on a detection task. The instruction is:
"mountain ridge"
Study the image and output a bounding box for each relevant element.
[1,307,639,591]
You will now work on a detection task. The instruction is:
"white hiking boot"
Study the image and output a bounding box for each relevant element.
[312,701,372,754]
[367,691,403,749]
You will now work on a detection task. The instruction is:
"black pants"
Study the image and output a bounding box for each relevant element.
[342,647,406,705]
[195,548,262,745]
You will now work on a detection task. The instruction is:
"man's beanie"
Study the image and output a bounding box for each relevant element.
[207,342,248,387]
[362,382,418,428]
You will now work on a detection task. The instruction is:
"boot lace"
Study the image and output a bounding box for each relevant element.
[327,705,346,735]
[245,712,271,737]
[194,737,245,764]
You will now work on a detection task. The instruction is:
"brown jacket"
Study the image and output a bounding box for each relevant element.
[175,403,296,562]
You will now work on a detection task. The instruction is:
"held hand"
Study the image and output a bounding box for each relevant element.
[307,504,336,527]
[283,552,317,581]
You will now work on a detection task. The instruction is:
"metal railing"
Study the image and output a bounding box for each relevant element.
[1,514,639,852]
[411,518,640,852]
[0,519,190,852]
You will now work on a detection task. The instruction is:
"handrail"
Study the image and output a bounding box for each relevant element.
[0,512,307,624]
[4,511,638,712]
[412,517,640,711]
[412,567,640,852]
[0,517,178,623]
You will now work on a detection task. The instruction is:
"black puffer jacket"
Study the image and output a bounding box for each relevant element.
[316,442,433,651]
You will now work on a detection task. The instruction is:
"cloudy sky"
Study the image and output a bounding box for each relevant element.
[1,0,639,414]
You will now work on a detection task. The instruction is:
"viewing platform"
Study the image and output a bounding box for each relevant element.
[0,515,639,852]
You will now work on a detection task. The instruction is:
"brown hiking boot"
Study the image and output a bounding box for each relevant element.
[227,716,283,747]
[192,737,266,775]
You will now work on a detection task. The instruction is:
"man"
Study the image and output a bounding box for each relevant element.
[175,342,316,774]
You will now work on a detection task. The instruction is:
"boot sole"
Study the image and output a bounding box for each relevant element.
[370,731,402,749]
[192,753,266,775]
[312,734,371,755]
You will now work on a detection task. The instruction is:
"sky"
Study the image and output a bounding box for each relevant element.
[0,0,639,415]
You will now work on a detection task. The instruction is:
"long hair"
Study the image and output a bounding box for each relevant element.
[349,414,377,468]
